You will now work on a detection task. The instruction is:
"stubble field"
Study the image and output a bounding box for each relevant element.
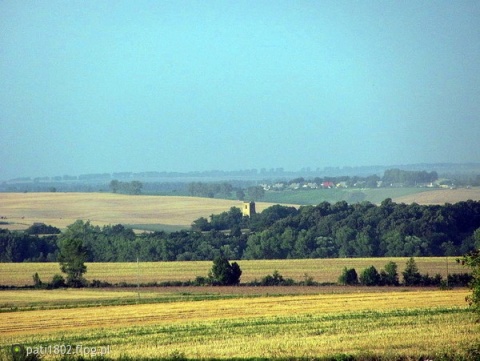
[0,257,467,287]
[0,287,478,360]
[0,192,281,231]
[0,258,478,360]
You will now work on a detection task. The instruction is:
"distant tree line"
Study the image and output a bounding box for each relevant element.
[109,180,143,195]
[186,182,265,201]
[2,200,480,262]
[383,169,438,185]
[187,182,234,198]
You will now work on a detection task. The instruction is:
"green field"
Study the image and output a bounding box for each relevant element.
[262,188,433,205]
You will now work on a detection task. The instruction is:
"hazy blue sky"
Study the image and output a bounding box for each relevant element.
[1,1,479,179]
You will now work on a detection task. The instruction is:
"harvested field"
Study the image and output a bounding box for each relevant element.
[0,258,467,287]
[394,187,480,205]
[0,193,282,231]
[0,288,477,359]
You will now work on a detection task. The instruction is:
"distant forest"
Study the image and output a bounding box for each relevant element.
[2,199,480,262]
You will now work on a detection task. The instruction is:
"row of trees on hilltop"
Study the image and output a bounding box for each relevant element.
[109,180,143,195]
[2,199,480,262]
[382,169,438,185]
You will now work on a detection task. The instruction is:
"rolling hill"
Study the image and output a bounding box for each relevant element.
[0,193,280,231]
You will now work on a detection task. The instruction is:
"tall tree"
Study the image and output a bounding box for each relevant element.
[57,221,89,287]
[402,257,421,286]
[381,261,399,286]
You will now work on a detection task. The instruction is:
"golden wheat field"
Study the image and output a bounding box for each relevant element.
[0,288,478,359]
[0,257,467,287]
[0,192,282,231]
[393,187,480,205]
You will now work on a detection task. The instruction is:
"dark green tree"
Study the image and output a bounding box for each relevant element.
[458,249,480,319]
[359,266,380,286]
[474,228,480,249]
[209,256,242,285]
[338,267,358,285]
[402,257,421,286]
[380,261,399,286]
[57,221,88,287]
[191,217,211,231]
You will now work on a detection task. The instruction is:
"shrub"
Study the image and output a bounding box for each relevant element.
[193,276,208,286]
[418,273,443,286]
[302,273,316,286]
[259,270,295,286]
[49,274,66,289]
[447,272,473,287]
[32,272,43,288]
[338,267,358,285]
[89,279,112,288]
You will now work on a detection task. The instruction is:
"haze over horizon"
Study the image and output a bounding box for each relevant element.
[1,1,480,180]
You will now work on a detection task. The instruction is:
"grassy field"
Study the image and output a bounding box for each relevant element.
[0,258,468,287]
[0,193,281,231]
[0,288,478,360]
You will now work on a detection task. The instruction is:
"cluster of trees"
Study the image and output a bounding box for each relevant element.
[383,169,438,185]
[339,261,399,286]
[24,223,61,235]
[2,200,480,263]
[206,256,242,285]
[187,182,265,201]
[109,180,143,195]
[339,258,472,287]
[0,229,58,262]
[195,199,480,259]
[187,182,234,198]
